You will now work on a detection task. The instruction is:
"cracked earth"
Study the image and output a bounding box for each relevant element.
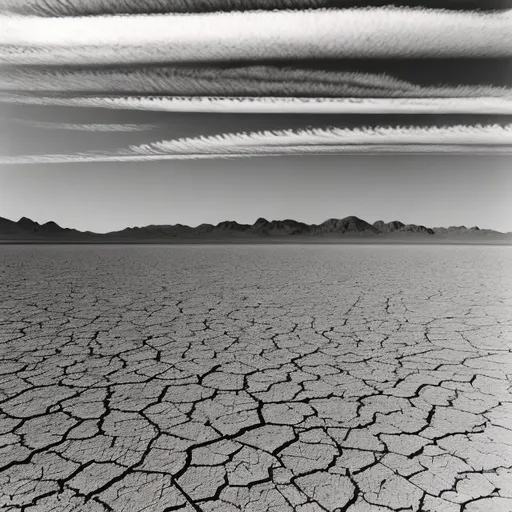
[0,245,511,512]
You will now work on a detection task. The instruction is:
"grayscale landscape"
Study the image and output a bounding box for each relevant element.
[1,0,511,510]
[0,244,511,512]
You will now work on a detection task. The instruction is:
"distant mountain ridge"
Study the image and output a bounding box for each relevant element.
[0,215,510,243]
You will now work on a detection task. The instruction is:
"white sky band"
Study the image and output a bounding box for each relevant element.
[2,94,512,115]
[1,9,512,66]
[128,124,512,152]
[1,124,511,164]
[1,146,511,166]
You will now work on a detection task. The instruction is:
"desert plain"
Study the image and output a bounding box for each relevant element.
[0,244,511,512]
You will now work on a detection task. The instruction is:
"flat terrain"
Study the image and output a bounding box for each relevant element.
[0,245,511,512]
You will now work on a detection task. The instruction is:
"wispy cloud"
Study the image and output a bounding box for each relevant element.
[2,94,512,115]
[1,9,511,66]
[2,146,511,165]
[1,124,510,165]
[0,0,506,16]
[1,65,510,100]
[129,124,512,151]
[10,119,157,132]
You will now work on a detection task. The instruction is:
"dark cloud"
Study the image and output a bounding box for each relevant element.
[1,65,510,98]
[1,0,510,17]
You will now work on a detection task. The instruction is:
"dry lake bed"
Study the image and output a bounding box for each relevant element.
[0,245,511,512]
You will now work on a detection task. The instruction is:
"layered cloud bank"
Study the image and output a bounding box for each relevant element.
[1,66,510,99]
[2,94,511,115]
[1,124,511,165]
[1,3,510,158]
[1,0,509,16]
[1,9,512,66]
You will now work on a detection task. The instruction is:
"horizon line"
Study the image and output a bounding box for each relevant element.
[2,213,507,235]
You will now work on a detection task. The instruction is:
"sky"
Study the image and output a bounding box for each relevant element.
[1,154,510,233]
[0,2,510,234]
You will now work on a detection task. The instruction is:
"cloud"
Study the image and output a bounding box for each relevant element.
[2,93,512,115]
[1,124,510,165]
[2,146,511,165]
[129,124,512,151]
[0,0,328,16]
[0,66,416,96]
[1,9,511,66]
[0,0,507,16]
[1,65,510,100]
[10,119,157,131]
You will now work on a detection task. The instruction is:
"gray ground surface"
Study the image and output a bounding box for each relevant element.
[0,245,511,512]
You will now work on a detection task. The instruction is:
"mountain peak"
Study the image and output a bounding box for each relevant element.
[18,216,38,225]
[42,221,65,233]
[253,217,270,227]
[17,217,40,232]
[319,216,379,235]
[374,220,434,235]
[216,220,250,231]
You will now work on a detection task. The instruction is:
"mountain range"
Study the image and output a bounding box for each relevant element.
[0,215,510,244]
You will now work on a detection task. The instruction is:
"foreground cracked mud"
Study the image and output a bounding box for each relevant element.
[0,245,511,512]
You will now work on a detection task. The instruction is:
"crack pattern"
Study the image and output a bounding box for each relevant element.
[0,245,511,512]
